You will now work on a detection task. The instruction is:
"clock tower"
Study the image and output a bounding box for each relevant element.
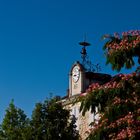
[68,40,96,97]
[69,61,85,97]
[61,40,111,140]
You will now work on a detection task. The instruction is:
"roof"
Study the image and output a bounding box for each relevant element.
[85,72,112,83]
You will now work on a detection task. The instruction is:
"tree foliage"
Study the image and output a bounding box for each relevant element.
[0,100,31,140]
[0,97,79,140]
[103,30,140,71]
[80,30,140,140]
[31,96,79,140]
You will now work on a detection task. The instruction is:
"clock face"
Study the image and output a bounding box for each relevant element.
[72,66,80,83]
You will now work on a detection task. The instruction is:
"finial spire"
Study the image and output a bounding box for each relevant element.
[79,34,91,66]
[79,33,91,47]
[78,35,101,72]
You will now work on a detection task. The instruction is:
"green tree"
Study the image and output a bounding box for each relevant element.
[80,30,140,140]
[31,96,79,140]
[1,100,31,140]
[0,96,79,140]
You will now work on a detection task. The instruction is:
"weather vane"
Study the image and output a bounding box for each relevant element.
[79,35,101,72]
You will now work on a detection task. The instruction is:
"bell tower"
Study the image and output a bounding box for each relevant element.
[62,39,111,140]
[68,40,98,97]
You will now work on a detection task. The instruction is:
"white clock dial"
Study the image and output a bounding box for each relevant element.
[72,66,80,83]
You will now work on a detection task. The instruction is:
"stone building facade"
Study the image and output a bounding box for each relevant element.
[61,61,111,140]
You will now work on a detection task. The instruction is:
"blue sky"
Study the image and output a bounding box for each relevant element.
[0,0,140,121]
